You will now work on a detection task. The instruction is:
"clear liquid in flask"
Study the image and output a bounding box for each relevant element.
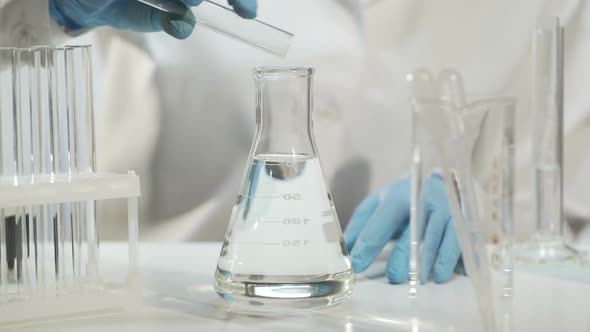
[215,154,354,312]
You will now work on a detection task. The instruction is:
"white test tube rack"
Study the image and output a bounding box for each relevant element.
[0,172,141,326]
[0,45,141,325]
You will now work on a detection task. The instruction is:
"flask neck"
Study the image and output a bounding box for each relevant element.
[253,69,316,157]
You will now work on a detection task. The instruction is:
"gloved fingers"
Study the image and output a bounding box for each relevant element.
[349,188,409,273]
[433,221,462,283]
[159,9,197,39]
[343,193,380,252]
[420,174,449,209]
[178,0,206,6]
[454,256,466,276]
[417,191,431,239]
[386,226,410,284]
[112,2,196,39]
[107,2,164,31]
[417,177,438,239]
[228,0,257,19]
[420,212,450,283]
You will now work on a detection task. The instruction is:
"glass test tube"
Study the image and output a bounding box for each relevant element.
[137,0,294,57]
[0,47,16,298]
[65,45,98,284]
[32,47,60,294]
[14,48,33,296]
[0,48,37,297]
[63,46,98,285]
[407,69,436,298]
[29,47,48,294]
[53,47,73,289]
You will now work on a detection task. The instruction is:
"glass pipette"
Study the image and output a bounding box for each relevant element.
[137,0,293,57]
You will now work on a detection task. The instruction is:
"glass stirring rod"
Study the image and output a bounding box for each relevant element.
[137,0,293,57]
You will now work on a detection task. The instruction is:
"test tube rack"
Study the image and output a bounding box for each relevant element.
[0,46,141,326]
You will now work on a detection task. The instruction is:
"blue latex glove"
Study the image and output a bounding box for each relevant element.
[49,0,257,40]
[344,176,462,284]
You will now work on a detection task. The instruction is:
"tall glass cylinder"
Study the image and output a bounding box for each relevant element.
[517,18,582,263]
[533,19,564,240]
[214,67,354,313]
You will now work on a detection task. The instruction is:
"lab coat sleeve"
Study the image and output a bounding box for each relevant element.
[0,0,69,48]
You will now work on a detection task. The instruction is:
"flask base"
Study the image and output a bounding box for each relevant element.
[214,268,354,313]
[514,237,587,264]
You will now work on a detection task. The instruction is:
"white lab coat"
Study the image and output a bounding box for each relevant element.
[1,0,589,242]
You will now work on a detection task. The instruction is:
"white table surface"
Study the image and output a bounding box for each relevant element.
[8,242,590,332]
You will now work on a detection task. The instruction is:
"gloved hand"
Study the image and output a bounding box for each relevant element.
[49,0,257,40]
[344,175,462,284]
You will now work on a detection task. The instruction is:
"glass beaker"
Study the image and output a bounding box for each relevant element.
[411,96,516,332]
[214,67,354,312]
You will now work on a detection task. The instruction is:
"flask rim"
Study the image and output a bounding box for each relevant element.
[253,66,314,79]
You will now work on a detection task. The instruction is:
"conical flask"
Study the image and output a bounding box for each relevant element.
[214,67,354,312]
